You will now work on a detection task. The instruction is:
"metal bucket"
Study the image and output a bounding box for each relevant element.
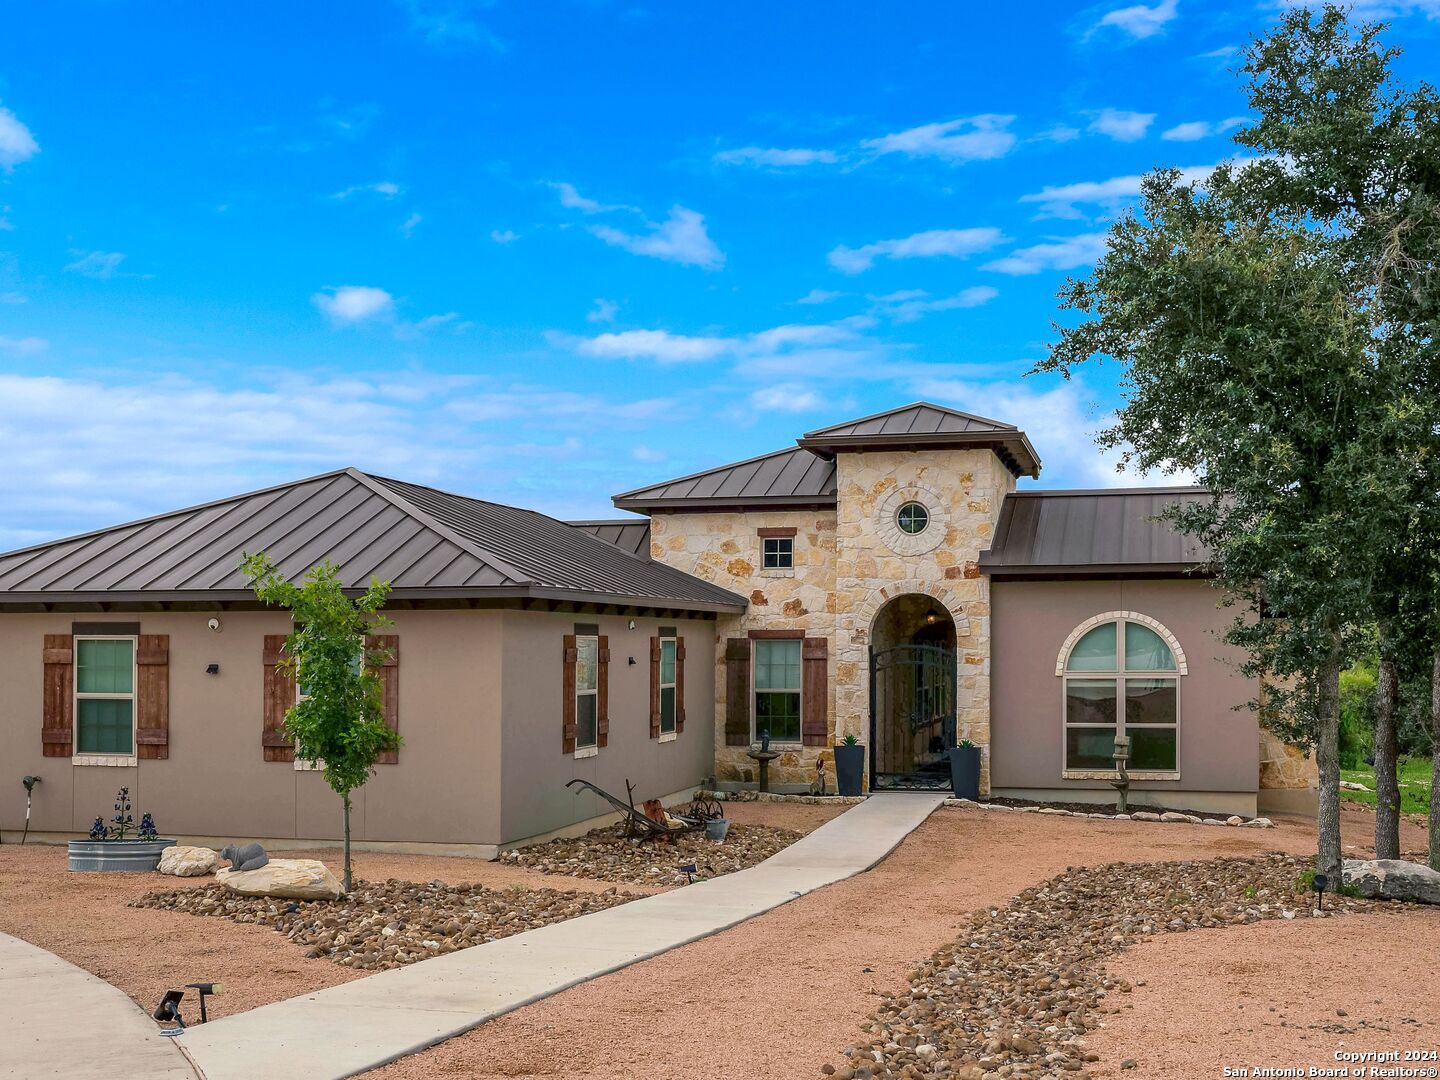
[705,819,731,842]
[67,838,177,872]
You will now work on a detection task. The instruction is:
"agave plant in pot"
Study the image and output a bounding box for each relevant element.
[833,734,866,797]
[67,787,176,872]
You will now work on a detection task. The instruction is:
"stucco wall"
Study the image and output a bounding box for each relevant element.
[990,578,1259,804]
[497,609,716,845]
[0,609,503,848]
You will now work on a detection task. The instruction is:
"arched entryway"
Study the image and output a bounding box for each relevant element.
[869,593,958,791]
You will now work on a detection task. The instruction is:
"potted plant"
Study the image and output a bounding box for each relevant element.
[67,787,176,872]
[949,739,982,800]
[834,734,865,797]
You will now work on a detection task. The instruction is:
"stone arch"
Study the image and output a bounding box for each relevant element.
[1053,610,1188,676]
[852,578,972,645]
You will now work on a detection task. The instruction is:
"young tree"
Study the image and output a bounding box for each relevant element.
[242,555,399,891]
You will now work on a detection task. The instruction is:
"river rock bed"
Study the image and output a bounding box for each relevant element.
[503,822,802,885]
[130,878,639,971]
[826,854,1380,1080]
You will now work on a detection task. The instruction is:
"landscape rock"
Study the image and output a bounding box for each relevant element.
[156,845,218,877]
[1130,811,1161,821]
[217,858,343,900]
[1343,859,1440,904]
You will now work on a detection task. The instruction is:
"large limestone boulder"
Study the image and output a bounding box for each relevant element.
[157,845,219,877]
[1343,859,1440,904]
[217,858,343,900]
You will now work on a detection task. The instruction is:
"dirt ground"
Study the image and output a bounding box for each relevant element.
[0,801,839,1022]
[367,802,1437,1080]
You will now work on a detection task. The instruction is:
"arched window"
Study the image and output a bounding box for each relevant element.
[1060,615,1182,774]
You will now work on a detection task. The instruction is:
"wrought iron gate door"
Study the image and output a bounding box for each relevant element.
[869,644,957,790]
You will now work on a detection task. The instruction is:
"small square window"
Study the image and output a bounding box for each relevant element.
[762,537,793,569]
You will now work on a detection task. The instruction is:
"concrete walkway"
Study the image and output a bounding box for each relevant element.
[0,932,197,1080]
[181,792,945,1080]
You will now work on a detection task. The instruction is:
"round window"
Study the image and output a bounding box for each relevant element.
[896,501,929,535]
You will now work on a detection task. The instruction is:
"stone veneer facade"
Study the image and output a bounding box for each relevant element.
[647,446,1016,792]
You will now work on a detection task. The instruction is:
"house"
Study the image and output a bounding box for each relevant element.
[0,403,1316,855]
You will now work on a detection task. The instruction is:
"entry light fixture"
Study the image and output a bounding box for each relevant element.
[628,619,636,631]
[925,606,942,625]
[205,663,220,675]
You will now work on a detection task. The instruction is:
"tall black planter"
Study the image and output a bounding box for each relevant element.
[949,745,981,800]
[834,744,865,797]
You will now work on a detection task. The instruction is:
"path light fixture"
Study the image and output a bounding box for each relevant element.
[677,862,698,884]
[185,982,220,1023]
[153,990,186,1035]
[1312,872,1328,913]
[19,775,41,845]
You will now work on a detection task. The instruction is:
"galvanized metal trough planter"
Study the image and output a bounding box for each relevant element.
[67,838,176,872]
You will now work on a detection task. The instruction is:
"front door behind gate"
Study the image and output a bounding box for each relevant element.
[869,644,957,791]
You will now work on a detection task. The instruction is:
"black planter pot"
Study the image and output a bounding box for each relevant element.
[834,744,866,797]
[949,745,982,800]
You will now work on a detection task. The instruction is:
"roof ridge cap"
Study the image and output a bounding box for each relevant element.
[347,470,538,586]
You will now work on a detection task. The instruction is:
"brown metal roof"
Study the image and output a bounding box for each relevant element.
[568,519,652,560]
[0,469,744,612]
[980,487,1213,576]
[613,445,838,513]
[796,402,1041,478]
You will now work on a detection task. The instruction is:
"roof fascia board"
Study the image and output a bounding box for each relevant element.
[614,495,839,513]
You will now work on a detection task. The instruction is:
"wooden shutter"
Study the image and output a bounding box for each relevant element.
[367,634,400,764]
[802,637,828,747]
[562,634,577,753]
[724,637,751,747]
[675,637,686,734]
[597,635,610,748]
[42,634,74,757]
[262,634,296,762]
[135,634,170,759]
[649,637,661,739]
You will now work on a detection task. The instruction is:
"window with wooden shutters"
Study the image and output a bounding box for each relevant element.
[565,631,608,755]
[651,634,679,739]
[366,634,400,764]
[674,637,686,735]
[724,637,751,746]
[262,634,296,762]
[74,636,136,756]
[575,635,599,751]
[41,635,74,757]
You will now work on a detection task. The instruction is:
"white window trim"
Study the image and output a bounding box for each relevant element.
[73,635,138,765]
[1059,616,1182,778]
[658,635,678,737]
[752,637,804,748]
[574,634,600,753]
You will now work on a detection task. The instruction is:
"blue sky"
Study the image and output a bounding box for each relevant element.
[2,1,1438,549]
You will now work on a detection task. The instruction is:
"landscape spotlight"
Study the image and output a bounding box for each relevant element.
[153,989,186,1034]
[1312,871,1329,912]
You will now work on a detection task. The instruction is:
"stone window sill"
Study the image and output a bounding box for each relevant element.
[573,745,598,760]
[658,732,678,743]
[1062,770,1180,782]
[760,567,795,578]
[72,754,138,767]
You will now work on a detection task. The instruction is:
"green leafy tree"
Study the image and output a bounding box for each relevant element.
[242,555,399,891]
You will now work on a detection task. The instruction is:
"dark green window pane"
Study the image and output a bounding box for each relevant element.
[77,698,133,754]
[1065,678,1117,726]
[762,538,793,568]
[1125,678,1177,725]
[1065,727,1116,770]
[76,638,133,694]
[755,691,801,742]
[660,686,676,733]
[1066,624,1117,671]
[576,637,599,693]
[897,502,929,534]
[754,639,801,690]
[1125,623,1176,670]
[660,639,676,684]
[1130,727,1177,770]
[577,694,598,748]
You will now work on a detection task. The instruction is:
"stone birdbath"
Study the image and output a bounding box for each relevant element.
[746,749,781,793]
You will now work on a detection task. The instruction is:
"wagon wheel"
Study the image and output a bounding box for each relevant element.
[684,797,725,822]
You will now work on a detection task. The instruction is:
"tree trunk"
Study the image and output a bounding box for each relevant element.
[1431,650,1440,872]
[1315,630,1344,880]
[342,793,353,894]
[1373,637,1400,860]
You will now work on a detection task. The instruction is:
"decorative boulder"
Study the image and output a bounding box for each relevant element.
[157,845,219,877]
[217,858,343,900]
[1343,859,1440,904]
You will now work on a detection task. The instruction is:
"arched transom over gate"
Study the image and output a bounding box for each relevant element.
[850,579,972,647]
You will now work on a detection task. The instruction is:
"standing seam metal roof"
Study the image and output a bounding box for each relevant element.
[612,445,838,511]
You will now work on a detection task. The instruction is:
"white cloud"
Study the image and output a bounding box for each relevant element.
[1090,0,1179,40]
[713,146,838,167]
[64,251,127,279]
[1035,125,1082,143]
[750,383,825,412]
[396,0,505,49]
[631,445,666,463]
[490,228,518,244]
[796,289,844,305]
[312,285,395,325]
[1161,116,1248,141]
[1019,160,1242,218]
[0,104,39,170]
[871,286,1000,323]
[590,206,725,270]
[565,329,732,364]
[548,181,629,214]
[331,181,401,199]
[401,212,423,237]
[983,233,1110,275]
[828,227,1007,275]
[0,292,26,305]
[587,298,618,323]
[862,114,1017,163]
[0,335,47,355]
[1087,109,1156,142]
